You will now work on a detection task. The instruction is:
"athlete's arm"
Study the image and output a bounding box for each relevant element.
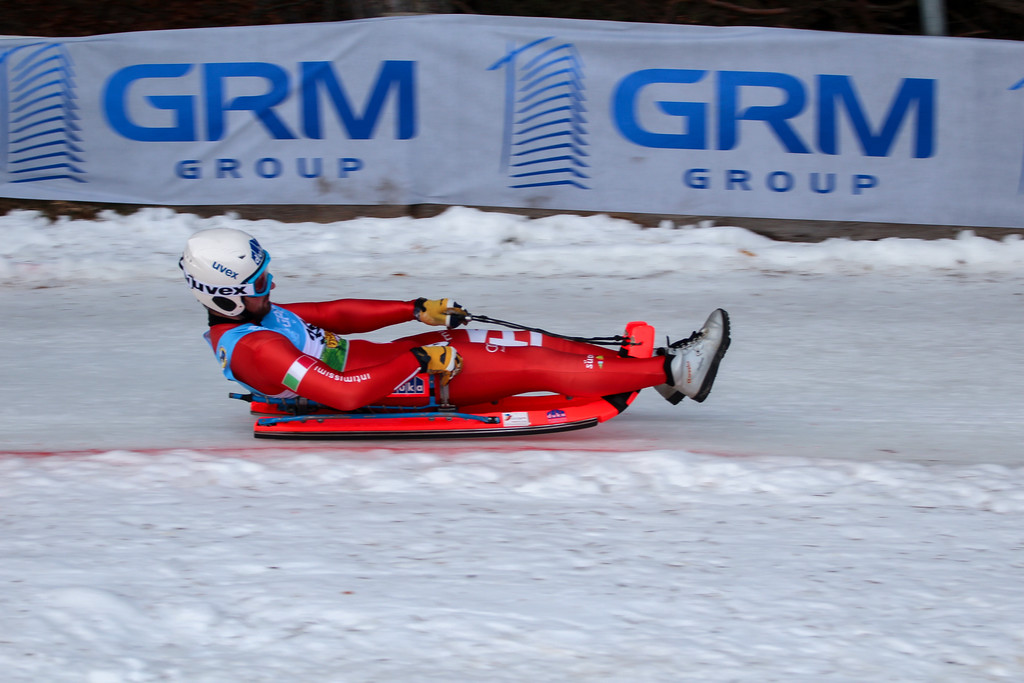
[280,299,417,334]
[230,329,421,411]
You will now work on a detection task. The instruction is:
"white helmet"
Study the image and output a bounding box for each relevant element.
[180,228,273,316]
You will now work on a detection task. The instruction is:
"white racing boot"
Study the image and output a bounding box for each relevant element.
[655,309,731,404]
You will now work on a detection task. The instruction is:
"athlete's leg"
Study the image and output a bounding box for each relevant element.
[442,343,666,405]
[346,330,666,405]
[344,334,451,369]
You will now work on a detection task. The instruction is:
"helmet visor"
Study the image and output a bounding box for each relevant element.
[243,252,273,296]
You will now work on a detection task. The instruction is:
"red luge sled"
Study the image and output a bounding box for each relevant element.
[231,322,656,440]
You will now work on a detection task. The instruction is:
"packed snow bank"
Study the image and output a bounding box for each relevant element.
[2,206,1023,287]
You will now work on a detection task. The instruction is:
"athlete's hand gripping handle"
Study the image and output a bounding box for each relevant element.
[414,298,469,328]
[410,345,462,386]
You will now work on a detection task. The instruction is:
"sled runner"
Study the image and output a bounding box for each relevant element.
[231,321,656,440]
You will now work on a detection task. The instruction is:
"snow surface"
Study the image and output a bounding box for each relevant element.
[1,207,1022,682]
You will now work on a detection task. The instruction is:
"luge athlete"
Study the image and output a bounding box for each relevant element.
[180,228,730,412]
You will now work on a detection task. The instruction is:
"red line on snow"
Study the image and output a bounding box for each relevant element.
[0,443,646,459]
[0,442,747,459]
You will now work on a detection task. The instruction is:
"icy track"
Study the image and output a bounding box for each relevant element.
[1,207,1022,682]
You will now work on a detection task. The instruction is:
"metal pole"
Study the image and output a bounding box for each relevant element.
[920,0,948,36]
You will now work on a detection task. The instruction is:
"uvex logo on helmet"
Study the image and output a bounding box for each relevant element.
[211,262,241,279]
[184,272,248,296]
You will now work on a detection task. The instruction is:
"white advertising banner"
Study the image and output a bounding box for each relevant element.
[2,15,1023,227]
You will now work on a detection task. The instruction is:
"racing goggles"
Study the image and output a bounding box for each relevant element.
[241,252,273,296]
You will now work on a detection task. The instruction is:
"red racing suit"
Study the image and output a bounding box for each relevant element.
[205,298,667,411]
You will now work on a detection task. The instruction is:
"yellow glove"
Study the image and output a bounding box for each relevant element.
[413,297,468,328]
[411,345,462,386]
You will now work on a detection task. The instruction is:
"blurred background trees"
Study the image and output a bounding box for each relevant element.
[4,0,1022,41]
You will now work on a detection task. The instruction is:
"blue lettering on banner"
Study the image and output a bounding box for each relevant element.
[614,69,707,150]
[301,61,415,140]
[613,69,935,158]
[174,157,364,180]
[103,61,417,142]
[683,168,879,195]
